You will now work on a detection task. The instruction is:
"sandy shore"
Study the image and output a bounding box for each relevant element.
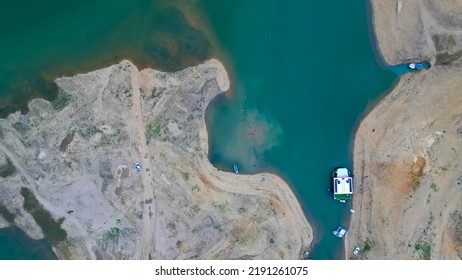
[347,0,462,259]
[0,59,312,259]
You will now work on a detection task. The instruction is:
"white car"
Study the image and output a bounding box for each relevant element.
[135,163,142,172]
[353,247,360,256]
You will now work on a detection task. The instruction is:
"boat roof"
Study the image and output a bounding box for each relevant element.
[334,226,347,237]
[333,175,353,195]
[336,168,349,177]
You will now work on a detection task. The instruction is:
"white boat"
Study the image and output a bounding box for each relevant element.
[233,164,239,174]
[332,167,353,202]
[333,226,347,238]
[408,63,423,70]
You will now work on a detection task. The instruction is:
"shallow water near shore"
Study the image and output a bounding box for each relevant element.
[389,61,432,75]
[0,0,211,117]
[0,227,57,260]
[0,1,396,259]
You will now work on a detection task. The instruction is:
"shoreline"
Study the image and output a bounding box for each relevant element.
[347,0,462,259]
[0,226,57,259]
[365,0,393,70]
[0,2,217,119]
[346,0,408,259]
[0,0,314,255]
[0,59,312,259]
[344,0,401,259]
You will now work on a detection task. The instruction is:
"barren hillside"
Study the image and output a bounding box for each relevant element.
[347,0,462,259]
[0,59,312,259]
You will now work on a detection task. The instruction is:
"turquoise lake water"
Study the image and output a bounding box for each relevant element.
[203,0,396,259]
[0,227,56,260]
[0,0,396,259]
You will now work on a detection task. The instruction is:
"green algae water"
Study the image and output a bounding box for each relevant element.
[0,0,211,117]
[0,0,396,259]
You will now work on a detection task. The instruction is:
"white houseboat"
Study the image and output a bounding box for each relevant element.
[332,167,353,202]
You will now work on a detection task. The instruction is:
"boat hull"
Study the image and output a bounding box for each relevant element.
[408,63,423,70]
[233,164,239,174]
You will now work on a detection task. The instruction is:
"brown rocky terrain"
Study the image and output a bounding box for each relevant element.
[347,0,462,259]
[0,59,312,259]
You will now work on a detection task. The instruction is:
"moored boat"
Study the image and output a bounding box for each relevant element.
[333,226,347,238]
[332,167,353,202]
[233,164,239,174]
[408,62,423,70]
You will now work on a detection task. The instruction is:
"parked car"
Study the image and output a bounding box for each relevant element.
[353,247,360,256]
[135,163,142,172]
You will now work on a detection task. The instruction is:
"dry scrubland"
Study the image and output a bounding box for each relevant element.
[0,59,312,259]
[347,0,462,259]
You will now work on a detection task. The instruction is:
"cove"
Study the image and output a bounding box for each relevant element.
[0,0,398,259]
[203,0,396,259]
[389,61,431,76]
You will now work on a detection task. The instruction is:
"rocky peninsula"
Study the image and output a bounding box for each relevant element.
[348,0,462,259]
[0,59,312,259]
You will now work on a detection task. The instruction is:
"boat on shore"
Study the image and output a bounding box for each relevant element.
[332,167,353,202]
[233,164,239,174]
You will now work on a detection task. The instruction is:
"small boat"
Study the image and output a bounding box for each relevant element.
[332,167,353,202]
[333,226,347,238]
[233,164,239,174]
[408,63,423,70]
